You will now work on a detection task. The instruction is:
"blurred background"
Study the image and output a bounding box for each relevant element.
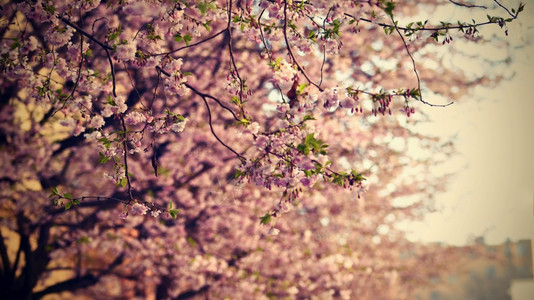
[400,1,534,299]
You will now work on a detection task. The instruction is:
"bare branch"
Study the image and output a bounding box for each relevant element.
[151,29,227,56]
[283,1,324,91]
[120,116,134,202]
[192,88,246,161]
[448,0,487,9]
[390,15,453,107]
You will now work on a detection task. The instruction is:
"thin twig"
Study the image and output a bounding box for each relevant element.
[123,62,148,110]
[318,7,333,86]
[151,29,227,56]
[156,66,240,120]
[120,116,134,202]
[198,92,246,161]
[319,41,327,86]
[59,15,117,97]
[150,67,163,110]
[345,14,507,32]
[50,30,85,118]
[493,0,515,18]
[157,70,244,160]
[448,0,487,9]
[258,9,286,102]
[184,83,240,121]
[58,16,112,51]
[390,15,453,107]
[226,0,248,119]
[283,1,324,92]
[258,9,273,62]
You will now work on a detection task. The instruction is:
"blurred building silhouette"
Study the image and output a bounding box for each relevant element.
[416,239,533,300]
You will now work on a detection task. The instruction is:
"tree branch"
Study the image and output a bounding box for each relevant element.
[58,15,117,97]
[151,29,227,56]
[32,274,98,299]
[390,15,453,107]
[0,228,12,283]
[120,116,134,202]
[448,0,487,9]
[183,82,240,121]
[283,1,324,92]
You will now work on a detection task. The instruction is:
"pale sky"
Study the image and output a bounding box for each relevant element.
[399,0,534,245]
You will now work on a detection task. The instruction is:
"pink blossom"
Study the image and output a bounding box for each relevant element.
[295,156,315,170]
[130,203,148,215]
[316,154,329,165]
[340,97,357,109]
[84,131,102,142]
[115,42,137,61]
[170,118,188,133]
[101,106,113,118]
[300,176,318,187]
[255,135,269,149]
[59,118,75,128]
[166,58,183,73]
[45,26,73,47]
[276,104,290,113]
[248,122,260,135]
[124,111,146,125]
[272,59,297,85]
[123,1,163,17]
[26,36,39,52]
[320,88,340,110]
[88,115,105,129]
[267,227,280,236]
[115,96,128,114]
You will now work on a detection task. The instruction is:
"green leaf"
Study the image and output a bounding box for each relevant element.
[44,5,56,14]
[231,96,240,105]
[332,173,346,186]
[259,212,271,225]
[203,21,211,31]
[64,193,72,200]
[10,38,21,50]
[232,15,242,23]
[168,200,174,210]
[297,143,309,155]
[98,152,110,164]
[384,2,396,17]
[169,209,180,219]
[65,201,72,210]
[48,187,59,198]
[76,236,90,245]
[297,83,307,95]
[302,114,315,122]
[187,236,197,247]
[351,170,366,182]
[234,168,246,178]
[106,95,116,105]
[183,34,192,46]
[198,2,208,15]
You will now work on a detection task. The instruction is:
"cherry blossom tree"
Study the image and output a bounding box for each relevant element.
[0,0,523,299]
